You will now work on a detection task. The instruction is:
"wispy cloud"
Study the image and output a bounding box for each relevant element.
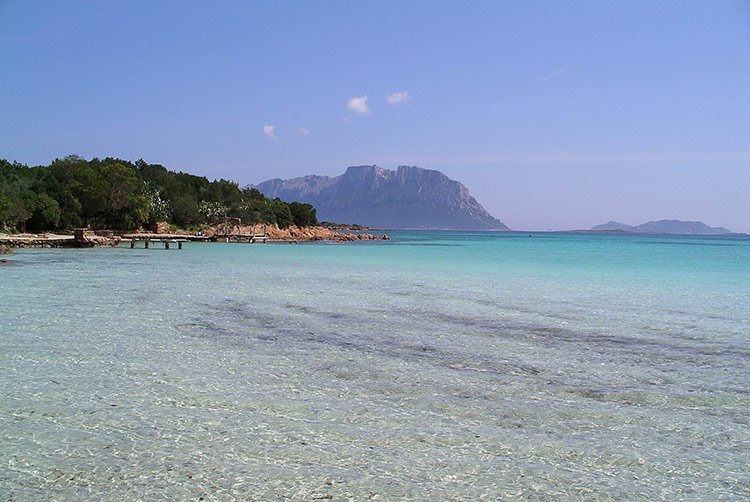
[386,91,411,105]
[347,95,369,114]
[296,127,310,136]
[263,124,278,140]
[541,65,567,84]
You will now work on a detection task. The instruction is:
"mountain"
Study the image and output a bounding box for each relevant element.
[591,219,732,235]
[255,165,509,230]
[590,221,635,232]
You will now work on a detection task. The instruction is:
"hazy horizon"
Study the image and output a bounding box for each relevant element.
[2,1,748,232]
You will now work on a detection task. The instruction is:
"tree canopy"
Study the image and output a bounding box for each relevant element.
[0,156,317,231]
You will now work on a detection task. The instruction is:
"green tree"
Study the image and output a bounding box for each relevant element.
[101,163,139,211]
[27,193,61,231]
[289,202,318,227]
[0,193,11,230]
[171,196,201,227]
[271,199,293,228]
[7,194,33,231]
[98,162,148,229]
[0,156,325,233]
[38,173,82,229]
[50,155,107,224]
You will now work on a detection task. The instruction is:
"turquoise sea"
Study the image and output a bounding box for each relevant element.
[1,231,749,500]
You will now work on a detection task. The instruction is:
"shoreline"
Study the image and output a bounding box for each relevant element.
[0,225,390,248]
[0,232,120,248]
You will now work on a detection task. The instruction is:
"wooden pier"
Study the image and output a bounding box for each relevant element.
[121,231,268,249]
[125,237,188,249]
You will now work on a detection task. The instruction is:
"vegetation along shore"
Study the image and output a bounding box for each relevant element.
[0,156,388,245]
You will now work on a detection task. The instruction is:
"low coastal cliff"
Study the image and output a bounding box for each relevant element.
[209,224,389,242]
[0,232,121,248]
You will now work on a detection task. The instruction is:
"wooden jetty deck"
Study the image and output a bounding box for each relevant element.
[121,231,269,249]
[123,237,189,249]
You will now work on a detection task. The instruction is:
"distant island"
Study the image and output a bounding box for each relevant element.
[590,220,733,235]
[255,165,509,230]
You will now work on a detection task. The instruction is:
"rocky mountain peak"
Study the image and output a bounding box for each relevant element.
[255,165,508,230]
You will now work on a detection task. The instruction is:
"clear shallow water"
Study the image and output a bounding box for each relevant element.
[1,231,748,500]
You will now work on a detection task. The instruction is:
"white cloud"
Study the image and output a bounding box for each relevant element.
[347,95,369,114]
[296,127,310,136]
[263,124,278,140]
[386,91,411,105]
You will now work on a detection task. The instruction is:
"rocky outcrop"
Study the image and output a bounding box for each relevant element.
[0,244,12,262]
[209,223,389,242]
[0,232,121,248]
[263,225,389,242]
[255,165,508,230]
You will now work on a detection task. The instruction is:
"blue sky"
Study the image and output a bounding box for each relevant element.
[2,0,749,231]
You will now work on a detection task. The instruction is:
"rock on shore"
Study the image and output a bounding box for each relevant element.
[211,224,389,242]
[0,232,121,248]
[0,244,12,262]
